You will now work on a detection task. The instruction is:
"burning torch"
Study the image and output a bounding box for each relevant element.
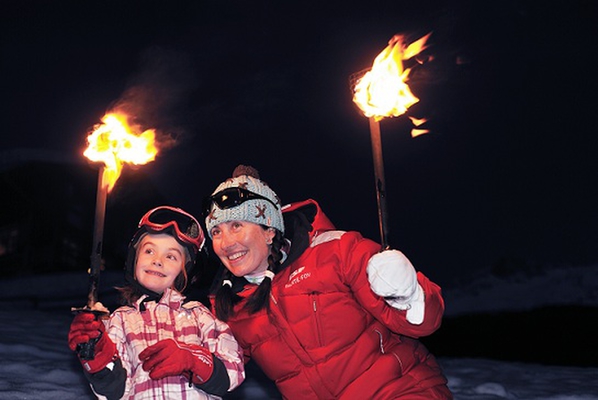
[72,112,157,359]
[351,33,431,250]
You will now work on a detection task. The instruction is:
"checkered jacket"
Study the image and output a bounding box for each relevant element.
[95,288,244,399]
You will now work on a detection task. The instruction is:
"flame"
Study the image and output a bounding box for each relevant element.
[83,112,158,192]
[353,33,431,121]
[409,116,429,137]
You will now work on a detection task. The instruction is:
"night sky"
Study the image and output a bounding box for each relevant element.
[2,0,597,287]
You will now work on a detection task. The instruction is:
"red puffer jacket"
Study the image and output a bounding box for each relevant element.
[217,199,452,399]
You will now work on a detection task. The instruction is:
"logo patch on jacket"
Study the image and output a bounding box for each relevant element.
[285,266,311,289]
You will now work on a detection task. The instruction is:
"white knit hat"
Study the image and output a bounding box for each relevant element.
[205,165,284,237]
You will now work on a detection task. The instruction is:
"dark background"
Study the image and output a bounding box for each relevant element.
[2,0,597,290]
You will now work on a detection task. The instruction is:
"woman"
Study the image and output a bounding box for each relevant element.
[204,165,452,399]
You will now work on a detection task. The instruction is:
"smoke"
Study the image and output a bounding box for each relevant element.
[109,46,199,151]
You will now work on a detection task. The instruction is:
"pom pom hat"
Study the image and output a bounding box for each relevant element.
[205,165,284,237]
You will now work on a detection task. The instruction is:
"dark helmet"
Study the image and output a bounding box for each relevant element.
[124,206,206,293]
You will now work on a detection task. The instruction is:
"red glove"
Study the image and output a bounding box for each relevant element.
[139,339,214,384]
[68,312,117,373]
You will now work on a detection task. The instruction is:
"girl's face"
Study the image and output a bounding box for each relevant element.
[135,233,186,294]
[210,220,275,278]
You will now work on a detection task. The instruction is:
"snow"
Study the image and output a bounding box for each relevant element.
[1,266,598,399]
[443,263,598,317]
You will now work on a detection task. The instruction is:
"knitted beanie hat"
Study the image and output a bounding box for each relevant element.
[205,165,284,237]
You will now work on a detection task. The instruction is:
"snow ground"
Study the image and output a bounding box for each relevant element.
[1,265,597,399]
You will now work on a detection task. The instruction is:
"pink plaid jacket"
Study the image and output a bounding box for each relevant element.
[100,288,244,399]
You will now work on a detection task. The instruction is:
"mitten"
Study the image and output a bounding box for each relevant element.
[68,312,117,373]
[367,250,419,300]
[139,339,214,384]
[367,250,425,324]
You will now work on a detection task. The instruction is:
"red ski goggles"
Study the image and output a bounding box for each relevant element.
[138,206,205,252]
[203,187,278,217]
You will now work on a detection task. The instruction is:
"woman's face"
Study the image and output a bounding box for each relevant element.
[135,233,186,293]
[210,220,275,278]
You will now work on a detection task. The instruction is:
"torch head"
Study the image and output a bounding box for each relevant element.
[124,206,206,293]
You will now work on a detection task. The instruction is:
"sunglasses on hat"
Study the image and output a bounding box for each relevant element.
[203,187,278,217]
[139,206,205,252]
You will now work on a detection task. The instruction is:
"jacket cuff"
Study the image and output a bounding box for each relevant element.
[194,355,231,396]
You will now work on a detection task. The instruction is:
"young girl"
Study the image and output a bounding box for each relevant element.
[68,206,245,399]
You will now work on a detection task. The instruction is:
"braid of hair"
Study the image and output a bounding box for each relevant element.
[214,269,237,321]
[244,230,285,314]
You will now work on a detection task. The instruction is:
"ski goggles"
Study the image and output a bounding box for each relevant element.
[138,206,205,252]
[203,187,278,217]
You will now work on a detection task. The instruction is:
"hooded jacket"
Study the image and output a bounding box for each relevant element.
[88,288,245,400]
[214,199,451,399]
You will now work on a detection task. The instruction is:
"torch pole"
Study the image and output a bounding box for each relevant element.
[369,117,391,250]
[70,166,109,361]
[87,166,108,308]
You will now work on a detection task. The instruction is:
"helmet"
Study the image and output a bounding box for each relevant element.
[124,206,205,293]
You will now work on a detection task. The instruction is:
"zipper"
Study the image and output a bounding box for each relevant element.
[311,293,324,347]
[374,329,385,354]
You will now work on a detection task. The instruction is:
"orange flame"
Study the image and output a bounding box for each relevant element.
[353,33,431,125]
[409,116,429,137]
[83,112,158,192]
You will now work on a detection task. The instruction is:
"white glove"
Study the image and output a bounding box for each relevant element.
[366,250,425,324]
